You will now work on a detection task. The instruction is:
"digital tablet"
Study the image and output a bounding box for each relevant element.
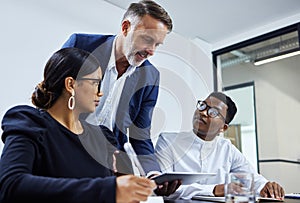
[192,195,225,202]
[151,172,216,185]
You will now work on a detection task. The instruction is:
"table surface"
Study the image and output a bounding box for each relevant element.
[164,197,300,203]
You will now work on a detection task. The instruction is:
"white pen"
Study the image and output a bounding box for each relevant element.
[124,142,146,177]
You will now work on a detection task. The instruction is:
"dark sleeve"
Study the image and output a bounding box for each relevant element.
[99,125,118,170]
[100,125,118,148]
[129,73,161,173]
[0,106,116,203]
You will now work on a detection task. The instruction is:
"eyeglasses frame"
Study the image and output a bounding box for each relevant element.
[77,77,102,93]
[196,100,226,121]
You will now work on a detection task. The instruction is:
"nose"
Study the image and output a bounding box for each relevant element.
[199,109,208,117]
[146,44,156,56]
[97,91,103,97]
[147,49,154,56]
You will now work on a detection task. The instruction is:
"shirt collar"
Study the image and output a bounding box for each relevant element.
[194,132,219,145]
[107,37,117,70]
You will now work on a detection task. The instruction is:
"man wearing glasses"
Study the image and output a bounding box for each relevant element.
[155,92,284,200]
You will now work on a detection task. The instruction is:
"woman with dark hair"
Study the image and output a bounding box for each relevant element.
[0,47,156,203]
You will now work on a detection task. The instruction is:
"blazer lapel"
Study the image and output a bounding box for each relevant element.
[90,35,115,74]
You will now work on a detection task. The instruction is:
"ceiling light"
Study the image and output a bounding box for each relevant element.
[253,49,300,66]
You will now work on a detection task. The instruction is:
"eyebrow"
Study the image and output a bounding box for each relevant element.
[213,105,223,111]
[206,101,224,112]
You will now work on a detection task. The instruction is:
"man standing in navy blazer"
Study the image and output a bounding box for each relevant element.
[62,0,173,181]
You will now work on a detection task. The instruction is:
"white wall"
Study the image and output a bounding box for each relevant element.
[0,1,213,152]
[222,56,300,193]
[151,33,213,144]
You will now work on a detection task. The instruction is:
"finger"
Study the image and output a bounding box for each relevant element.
[274,184,285,199]
[155,181,168,196]
[134,192,151,202]
[133,182,155,197]
[280,187,285,198]
[130,191,150,202]
[160,181,169,195]
[272,183,280,198]
[166,180,179,196]
[268,183,275,198]
[263,182,274,198]
[137,177,156,189]
[135,187,154,197]
[112,155,117,173]
[176,180,182,190]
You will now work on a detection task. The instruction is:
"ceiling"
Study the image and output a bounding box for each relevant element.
[104,0,300,49]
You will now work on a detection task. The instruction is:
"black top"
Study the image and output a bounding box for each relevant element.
[0,105,116,203]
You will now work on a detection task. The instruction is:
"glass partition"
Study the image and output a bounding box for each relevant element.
[212,22,300,192]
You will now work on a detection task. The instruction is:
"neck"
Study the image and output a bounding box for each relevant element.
[193,129,216,141]
[115,35,130,78]
[47,98,83,134]
[116,58,130,78]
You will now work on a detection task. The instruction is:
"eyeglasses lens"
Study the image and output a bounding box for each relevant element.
[197,101,207,111]
[197,100,220,119]
[207,108,218,118]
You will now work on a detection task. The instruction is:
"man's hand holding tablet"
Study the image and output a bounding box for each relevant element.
[123,142,181,196]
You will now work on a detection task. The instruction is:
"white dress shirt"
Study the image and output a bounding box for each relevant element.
[86,37,136,130]
[155,131,268,200]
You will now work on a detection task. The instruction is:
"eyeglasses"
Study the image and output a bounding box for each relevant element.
[77,78,102,93]
[196,100,226,121]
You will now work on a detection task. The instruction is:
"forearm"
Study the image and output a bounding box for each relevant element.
[0,173,116,203]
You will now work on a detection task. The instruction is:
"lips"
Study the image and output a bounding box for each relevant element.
[194,116,207,125]
[137,50,148,59]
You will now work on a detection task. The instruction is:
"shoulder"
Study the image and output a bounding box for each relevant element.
[158,131,192,144]
[158,132,178,140]
[215,136,233,147]
[216,136,232,144]
[1,105,48,142]
[63,33,115,50]
[139,60,159,77]
[70,33,114,42]
[216,136,240,153]
[3,105,42,121]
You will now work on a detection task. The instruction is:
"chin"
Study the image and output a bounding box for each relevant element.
[128,55,146,67]
[132,59,144,67]
[85,109,94,114]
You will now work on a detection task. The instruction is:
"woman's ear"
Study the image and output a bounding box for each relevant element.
[65,77,75,93]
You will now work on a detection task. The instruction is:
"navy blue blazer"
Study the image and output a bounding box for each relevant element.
[62,34,161,173]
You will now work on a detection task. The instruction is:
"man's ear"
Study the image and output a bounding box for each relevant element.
[220,124,229,132]
[121,20,131,36]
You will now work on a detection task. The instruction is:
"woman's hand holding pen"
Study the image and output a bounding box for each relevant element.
[116,175,156,203]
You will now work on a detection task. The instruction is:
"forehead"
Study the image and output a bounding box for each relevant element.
[204,96,228,111]
[133,15,168,39]
[84,67,102,78]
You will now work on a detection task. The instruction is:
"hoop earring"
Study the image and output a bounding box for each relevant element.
[68,90,75,110]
